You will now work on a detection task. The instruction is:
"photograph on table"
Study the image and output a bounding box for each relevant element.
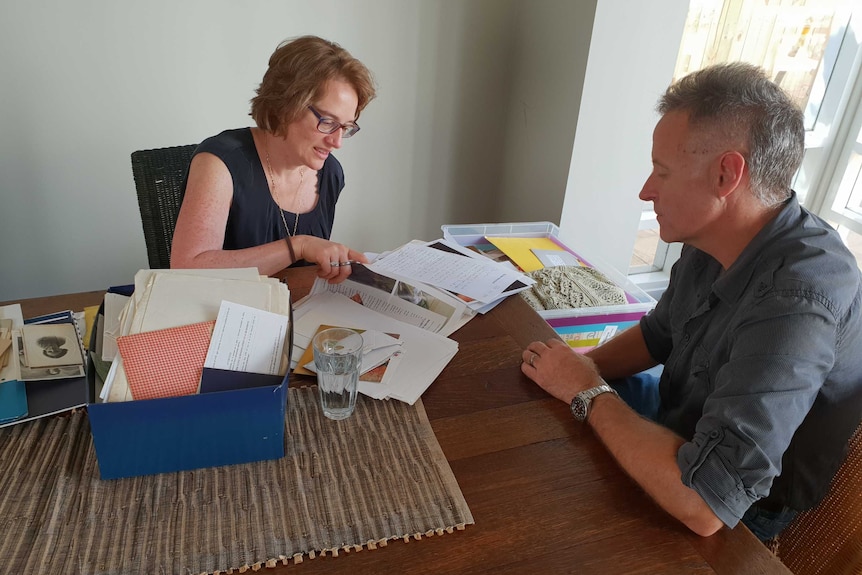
[18,323,85,380]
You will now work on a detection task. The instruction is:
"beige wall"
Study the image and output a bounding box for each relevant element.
[0,0,687,301]
[494,1,596,225]
[560,0,689,273]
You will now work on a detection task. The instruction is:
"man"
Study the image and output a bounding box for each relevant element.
[522,62,862,540]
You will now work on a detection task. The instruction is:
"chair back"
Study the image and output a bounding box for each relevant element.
[774,421,862,574]
[131,144,198,269]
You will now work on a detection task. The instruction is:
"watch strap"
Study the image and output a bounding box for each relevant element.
[571,382,618,422]
[581,383,617,402]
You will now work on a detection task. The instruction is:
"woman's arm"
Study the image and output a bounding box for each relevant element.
[170,153,366,281]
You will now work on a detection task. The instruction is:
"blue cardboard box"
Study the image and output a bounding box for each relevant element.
[86,287,290,480]
[87,371,287,480]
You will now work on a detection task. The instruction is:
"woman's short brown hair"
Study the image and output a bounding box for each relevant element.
[250,35,376,136]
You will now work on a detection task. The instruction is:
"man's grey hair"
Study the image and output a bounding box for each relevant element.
[658,62,804,206]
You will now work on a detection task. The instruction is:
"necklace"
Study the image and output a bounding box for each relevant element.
[265,136,304,237]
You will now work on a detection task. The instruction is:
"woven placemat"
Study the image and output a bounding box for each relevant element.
[0,386,473,574]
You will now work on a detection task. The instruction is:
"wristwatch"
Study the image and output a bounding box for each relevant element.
[570,382,618,422]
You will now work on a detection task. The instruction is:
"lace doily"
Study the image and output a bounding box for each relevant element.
[521,265,627,311]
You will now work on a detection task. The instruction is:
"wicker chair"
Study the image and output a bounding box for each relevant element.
[772,421,862,575]
[130,144,198,269]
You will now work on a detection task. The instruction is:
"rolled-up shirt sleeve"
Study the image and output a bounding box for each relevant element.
[677,292,837,527]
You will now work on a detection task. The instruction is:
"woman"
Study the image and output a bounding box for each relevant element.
[171,35,376,283]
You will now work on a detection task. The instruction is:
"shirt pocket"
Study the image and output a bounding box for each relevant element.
[688,344,713,402]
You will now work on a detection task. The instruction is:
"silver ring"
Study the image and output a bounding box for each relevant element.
[529,353,537,367]
[329,261,344,267]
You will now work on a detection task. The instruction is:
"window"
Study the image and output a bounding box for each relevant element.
[674,0,848,132]
[817,87,862,237]
[630,0,862,275]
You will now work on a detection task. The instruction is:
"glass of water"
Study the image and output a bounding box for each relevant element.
[312,327,363,420]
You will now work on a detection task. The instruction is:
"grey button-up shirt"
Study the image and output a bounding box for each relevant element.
[641,193,862,528]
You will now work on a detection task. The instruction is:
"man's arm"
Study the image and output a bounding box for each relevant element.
[522,327,725,537]
[587,393,725,536]
[585,324,658,380]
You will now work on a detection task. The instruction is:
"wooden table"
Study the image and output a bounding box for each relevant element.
[7,267,791,575]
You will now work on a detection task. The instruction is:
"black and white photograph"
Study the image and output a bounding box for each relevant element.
[20,323,84,370]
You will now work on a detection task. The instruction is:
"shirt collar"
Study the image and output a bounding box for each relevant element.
[711,191,801,304]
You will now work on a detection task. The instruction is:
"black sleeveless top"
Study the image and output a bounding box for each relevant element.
[189,128,345,251]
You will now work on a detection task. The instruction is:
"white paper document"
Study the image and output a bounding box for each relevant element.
[302,329,402,376]
[131,273,276,334]
[532,248,583,268]
[132,267,263,302]
[307,263,472,336]
[101,292,130,362]
[368,241,532,304]
[205,301,289,376]
[422,239,533,313]
[293,292,458,404]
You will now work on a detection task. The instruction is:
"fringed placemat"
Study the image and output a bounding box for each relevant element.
[0,387,473,574]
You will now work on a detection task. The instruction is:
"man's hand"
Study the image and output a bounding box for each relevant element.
[522,336,724,538]
[521,339,604,404]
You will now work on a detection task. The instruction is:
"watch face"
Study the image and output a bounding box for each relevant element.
[570,397,588,421]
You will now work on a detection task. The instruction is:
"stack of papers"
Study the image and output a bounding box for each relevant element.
[294,325,403,381]
[290,238,534,404]
[292,292,457,405]
[302,260,474,336]
[0,304,27,425]
[483,236,587,272]
[0,305,89,426]
[0,306,21,380]
[367,239,535,314]
[93,239,533,407]
[100,269,291,403]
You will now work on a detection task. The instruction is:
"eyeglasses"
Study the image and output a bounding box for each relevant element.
[308,105,360,138]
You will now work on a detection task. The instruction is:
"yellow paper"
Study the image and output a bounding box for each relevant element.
[82,305,100,350]
[485,237,563,272]
[294,324,340,376]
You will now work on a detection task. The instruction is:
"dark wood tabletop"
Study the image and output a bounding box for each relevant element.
[5,266,791,575]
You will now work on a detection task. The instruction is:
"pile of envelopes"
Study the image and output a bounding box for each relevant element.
[99,268,291,403]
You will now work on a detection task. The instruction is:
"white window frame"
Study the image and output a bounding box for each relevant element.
[630,3,862,292]
[803,12,862,233]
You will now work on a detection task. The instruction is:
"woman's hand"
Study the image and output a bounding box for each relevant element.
[296,235,369,283]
